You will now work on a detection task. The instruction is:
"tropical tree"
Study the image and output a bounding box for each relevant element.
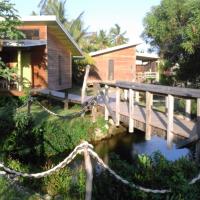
[142,0,200,86]
[39,0,68,24]
[66,12,89,46]
[95,30,111,50]
[0,0,22,41]
[0,0,22,80]
[109,24,129,46]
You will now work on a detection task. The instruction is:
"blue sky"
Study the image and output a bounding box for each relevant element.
[11,0,161,49]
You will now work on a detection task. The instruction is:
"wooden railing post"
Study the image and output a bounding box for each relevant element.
[129,89,134,133]
[135,91,140,103]
[84,147,93,200]
[124,89,128,101]
[196,98,200,162]
[165,96,168,114]
[116,87,120,126]
[104,85,109,121]
[167,94,174,147]
[145,91,153,140]
[185,99,191,121]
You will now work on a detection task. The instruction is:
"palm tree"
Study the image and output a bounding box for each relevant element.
[109,24,129,46]
[96,30,111,50]
[39,0,68,24]
[66,12,89,45]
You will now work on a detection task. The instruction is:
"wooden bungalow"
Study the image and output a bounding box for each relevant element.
[88,43,138,83]
[88,43,159,84]
[136,52,160,83]
[0,15,82,95]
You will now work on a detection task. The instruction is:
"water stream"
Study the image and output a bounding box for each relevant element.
[94,130,191,164]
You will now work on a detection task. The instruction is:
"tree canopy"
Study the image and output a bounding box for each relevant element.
[0,0,22,40]
[142,0,200,86]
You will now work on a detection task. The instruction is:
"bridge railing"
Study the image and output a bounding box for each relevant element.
[99,81,200,151]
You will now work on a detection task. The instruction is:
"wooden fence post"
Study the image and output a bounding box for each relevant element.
[167,94,174,147]
[129,89,134,133]
[116,87,120,126]
[81,65,90,104]
[84,147,93,200]
[64,89,69,110]
[104,85,109,121]
[145,91,153,140]
[185,99,191,121]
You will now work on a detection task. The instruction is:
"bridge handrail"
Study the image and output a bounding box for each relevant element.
[100,81,200,98]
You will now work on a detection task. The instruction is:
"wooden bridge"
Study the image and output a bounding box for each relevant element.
[97,81,200,148]
[33,80,200,149]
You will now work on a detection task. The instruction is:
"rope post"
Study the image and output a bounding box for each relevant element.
[64,89,69,110]
[84,146,93,200]
[27,98,32,115]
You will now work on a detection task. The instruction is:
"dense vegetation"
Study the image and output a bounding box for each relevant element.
[0,96,200,199]
[143,0,200,86]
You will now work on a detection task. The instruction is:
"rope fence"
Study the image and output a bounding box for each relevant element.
[16,95,98,120]
[1,141,200,195]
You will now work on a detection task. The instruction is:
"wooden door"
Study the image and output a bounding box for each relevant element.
[22,52,32,88]
[108,59,114,80]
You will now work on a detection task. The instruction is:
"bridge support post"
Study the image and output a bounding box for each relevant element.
[129,89,134,133]
[167,94,174,147]
[145,91,153,140]
[116,87,120,126]
[185,99,191,121]
[104,85,109,121]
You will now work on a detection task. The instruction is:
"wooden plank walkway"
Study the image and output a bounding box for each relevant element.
[34,88,196,139]
[104,96,196,138]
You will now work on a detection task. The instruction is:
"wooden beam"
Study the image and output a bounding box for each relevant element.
[129,89,134,133]
[167,94,174,147]
[96,84,116,123]
[81,65,90,104]
[104,85,109,121]
[185,99,191,121]
[17,50,22,92]
[116,87,120,126]
[145,91,153,140]
[84,147,93,200]
[100,81,200,99]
